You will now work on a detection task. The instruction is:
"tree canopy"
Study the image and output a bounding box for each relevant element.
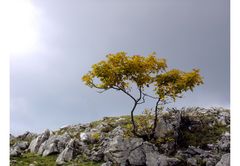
[82,52,203,139]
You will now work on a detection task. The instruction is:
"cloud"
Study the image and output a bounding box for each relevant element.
[11,0,229,135]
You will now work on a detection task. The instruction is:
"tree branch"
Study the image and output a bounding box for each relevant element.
[137,87,142,102]
[114,86,137,102]
[142,92,159,100]
[152,98,161,137]
[137,94,146,104]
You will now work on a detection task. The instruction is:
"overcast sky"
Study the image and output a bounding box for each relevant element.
[10,0,229,135]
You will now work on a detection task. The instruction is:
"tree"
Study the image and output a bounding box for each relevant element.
[82,52,203,140]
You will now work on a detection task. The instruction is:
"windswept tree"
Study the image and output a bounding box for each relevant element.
[82,52,203,140]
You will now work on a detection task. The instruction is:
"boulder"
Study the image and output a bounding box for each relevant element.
[185,146,205,156]
[80,132,89,142]
[203,157,219,166]
[217,132,230,152]
[216,109,230,125]
[80,131,102,144]
[155,110,181,154]
[10,141,29,157]
[38,133,71,156]
[215,153,230,166]
[155,109,181,138]
[143,142,180,166]
[10,146,21,157]
[10,134,15,141]
[16,131,37,142]
[145,152,180,166]
[29,129,50,153]
[101,161,113,166]
[14,141,29,150]
[187,157,197,166]
[96,122,114,133]
[104,136,180,166]
[56,139,82,165]
[108,126,124,138]
[104,136,144,165]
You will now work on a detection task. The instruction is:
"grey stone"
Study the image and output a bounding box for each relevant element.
[186,146,205,156]
[216,153,230,166]
[204,157,219,166]
[155,110,181,138]
[10,146,21,157]
[101,161,113,166]
[29,129,50,153]
[187,157,197,166]
[10,134,15,141]
[217,132,230,152]
[16,131,37,142]
[155,110,181,155]
[108,126,124,138]
[56,139,82,165]
[104,136,144,165]
[15,141,29,150]
[104,136,180,166]
[38,133,71,156]
[145,153,180,166]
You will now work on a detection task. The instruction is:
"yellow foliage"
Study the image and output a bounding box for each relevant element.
[82,52,203,102]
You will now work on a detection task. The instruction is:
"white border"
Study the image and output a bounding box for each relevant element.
[0,0,237,165]
[0,1,10,165]
[0,31,10,166]
[231,0,240,165]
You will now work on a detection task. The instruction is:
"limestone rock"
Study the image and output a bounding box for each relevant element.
[187,157,197,166]
[101,161,113,166]
[56,139,82,165]
[38,133,71,156]
[10,141,29,157]
[104,136,180,166]
[15,141,29,150]
[10,146,21,157]
[216,153,230,166]
[143,142,180,166]
[155,110,181,154]
[217,132,230,152]
[104,136,144,165]
[29,129,50,153]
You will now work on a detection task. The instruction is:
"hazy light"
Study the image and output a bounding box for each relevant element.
[0,0,38,56]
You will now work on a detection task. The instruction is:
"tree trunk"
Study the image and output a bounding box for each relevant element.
[130,101,138,136]
[151,98,161,140]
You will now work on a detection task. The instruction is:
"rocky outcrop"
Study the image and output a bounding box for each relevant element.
[143,142,180,166]
[215,153,230,166]
[104,134,181,166]
[10,141,29,157]
[217,132,230,153]
[38,133,71,156]
[10,146,22,157]
[29,129,50,153]
[56,139,82,165]
[10,107,230,166]
[104,136,144,165]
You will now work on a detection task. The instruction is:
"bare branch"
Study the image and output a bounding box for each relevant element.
[97,89,109,93]
[137,87,142,102]
[114,86,137,102]
[90,82,105,89]
[142,92,159,100]
[137,94,146,104]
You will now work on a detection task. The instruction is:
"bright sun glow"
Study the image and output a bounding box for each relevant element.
[0,0,38,57]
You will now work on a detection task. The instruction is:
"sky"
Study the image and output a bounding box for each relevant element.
[10,0,230,135]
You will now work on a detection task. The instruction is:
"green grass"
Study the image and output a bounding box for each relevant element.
[10,153,103,166]
[10,153,57,166]
[177,115,229,149]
